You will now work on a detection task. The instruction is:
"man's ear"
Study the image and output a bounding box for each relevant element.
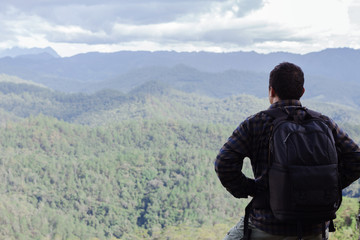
[301,88,305,97]
[269,87,276,97]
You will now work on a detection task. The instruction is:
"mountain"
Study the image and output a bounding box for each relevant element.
[0,47,60,58]
[1,80,360,129]
[0,73,48,88]
[0,48,359,108]
[86,65,268,98]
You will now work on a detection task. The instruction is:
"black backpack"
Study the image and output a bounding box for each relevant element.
[267,107,342,222]
[243,107,342,240]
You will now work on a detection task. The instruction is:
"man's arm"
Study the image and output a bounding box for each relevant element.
[339,151,360,189]
[325,116,360,189]
[214,120,256,198]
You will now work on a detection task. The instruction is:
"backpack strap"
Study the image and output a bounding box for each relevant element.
[243,199,254,240]
[297,222,303,240]
[321,222,326,240]
[329,220,336,232]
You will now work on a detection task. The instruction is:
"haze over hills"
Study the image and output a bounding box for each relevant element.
[0,47,359,108]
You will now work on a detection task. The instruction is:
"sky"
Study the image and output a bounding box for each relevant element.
[0,0,359,57]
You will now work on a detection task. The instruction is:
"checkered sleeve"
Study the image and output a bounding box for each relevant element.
[214,117,256,198]
[322,115,360,188]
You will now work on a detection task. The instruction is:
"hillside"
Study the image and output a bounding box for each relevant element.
[0,115,252,239]
[1,81,360,127]
[1,115,359,239]
[0,78,360,239]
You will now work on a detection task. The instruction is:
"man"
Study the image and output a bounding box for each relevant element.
[215,62,360,239]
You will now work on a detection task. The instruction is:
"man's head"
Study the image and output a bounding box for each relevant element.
[269,62,305,102]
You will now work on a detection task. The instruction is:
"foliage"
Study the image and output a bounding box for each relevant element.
[0,116,252,239]
[0,81,359,239]
[330,197,359,240]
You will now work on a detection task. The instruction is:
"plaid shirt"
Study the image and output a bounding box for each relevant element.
[215,99,360,236]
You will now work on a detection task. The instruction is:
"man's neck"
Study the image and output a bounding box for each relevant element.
[269,96,281,104]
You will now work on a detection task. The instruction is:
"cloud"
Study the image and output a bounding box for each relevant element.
[0,0,266,46]
[0,0,358,56]
[1,1,249,27]
[253,0,360,52]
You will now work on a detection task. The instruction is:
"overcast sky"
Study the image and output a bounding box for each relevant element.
[0,0,359,57]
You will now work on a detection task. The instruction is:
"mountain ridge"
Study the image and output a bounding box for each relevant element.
[0,48,358,107]
[1,80,360,128]
[0,47,60,58]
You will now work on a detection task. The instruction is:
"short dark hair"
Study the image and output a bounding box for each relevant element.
[269,62,304,100]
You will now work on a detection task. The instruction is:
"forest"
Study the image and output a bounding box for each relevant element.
[0,80,359,239]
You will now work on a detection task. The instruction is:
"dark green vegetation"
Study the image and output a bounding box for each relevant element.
[0,80,359,239]
[0,116,248,239]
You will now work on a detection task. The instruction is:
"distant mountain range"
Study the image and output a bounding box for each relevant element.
[0,47,60,58]
[0,47,359,108]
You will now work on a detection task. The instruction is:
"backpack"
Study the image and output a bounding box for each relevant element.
[243,107,342,240]
[267,107,342,222]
